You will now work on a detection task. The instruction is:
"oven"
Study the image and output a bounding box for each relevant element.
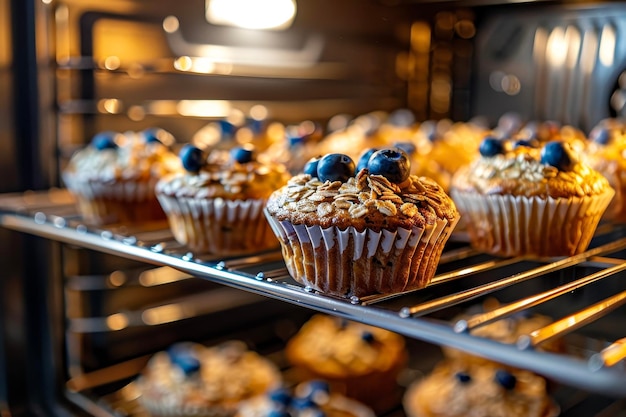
[1,0,626,416]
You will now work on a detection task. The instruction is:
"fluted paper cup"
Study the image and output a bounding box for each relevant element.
[62,172,165,225]
[264,209,459,298]
[157,195,278,254]
[450,189,615,257]
[138,394,235,417]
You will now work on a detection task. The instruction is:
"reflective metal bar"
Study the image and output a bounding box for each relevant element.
[589,338,626,371]
[399,238,626,318]
[457,262,626,333]
[518,291,626,350]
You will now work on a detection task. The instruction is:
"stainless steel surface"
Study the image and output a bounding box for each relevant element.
[2,189,626,399]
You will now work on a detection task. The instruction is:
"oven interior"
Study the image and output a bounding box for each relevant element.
[2,0,626,416]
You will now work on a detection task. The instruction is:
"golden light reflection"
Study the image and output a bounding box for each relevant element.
[174,56,193,71]
[108,271,126,287]
[128,105,145,121]
[106,313,129,331]
[99,98,122,114]
[250,104,268,120]
[580,29,598,75]
[546,27,567,67]
[103,56,121,71]
[565,26,581,70]
[142,305,185,325]
[176,100,231,118]
[206,0,296,30]
[163,15,180,33]
[599,24,616,67]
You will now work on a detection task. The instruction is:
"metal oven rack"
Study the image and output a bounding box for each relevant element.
[2,189,626,401]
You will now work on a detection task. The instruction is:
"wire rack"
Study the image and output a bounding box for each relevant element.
[2,189,626,400]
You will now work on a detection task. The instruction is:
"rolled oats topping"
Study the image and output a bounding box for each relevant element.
[266,168,458,231]
[156,149,289,200]
[452,144,612,198]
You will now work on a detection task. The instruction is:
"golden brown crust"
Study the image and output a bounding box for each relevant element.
[451,146,611,199]
[266,169,459,233]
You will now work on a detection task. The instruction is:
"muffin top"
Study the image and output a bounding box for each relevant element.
[156,145,290,200]
[64,129,182,182]
[136,341,281,409]
[451,137,612,199]
[236,380,375,417]
[265,149,459,232]
[404,360,554,417]
[286,315,406,378]
[585,118,626,169]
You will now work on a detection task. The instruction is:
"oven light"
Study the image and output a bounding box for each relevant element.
[177,100,231,118]
[206,0,297,30]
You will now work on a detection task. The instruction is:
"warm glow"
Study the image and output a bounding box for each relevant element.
[206,0,296,30]
[143,305,184,325]
[163,15,180,33]
[546,27,567,67]
[599,24,616,67]
[106,313,129,331]
[177,100,231,118]
[250,104,268,120]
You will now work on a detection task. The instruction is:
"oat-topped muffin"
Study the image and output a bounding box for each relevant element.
[264,148,460,298]
[136,341,282,417]
[62,129,182,225]
[156,144,289,254]
[584,118,626,222]
[236,380,376,417]
[285,315,406,413]
[403,360,558,417]
[450,137,613,257]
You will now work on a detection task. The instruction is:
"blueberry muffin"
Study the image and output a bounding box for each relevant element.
[136,341,282,417]
[450,137,614,257]
[62,129,182,225]
[264,148,460,298]
[156,144,290,254]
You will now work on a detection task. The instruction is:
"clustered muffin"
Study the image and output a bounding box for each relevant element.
[403,360,558,417]
[285,314,407,412]
[450,138,614,257]
[265,149,460,298]
[136,341,282,417]
[62,129,182,225]
[156,145,290,254]
[584,118,626,222]
[236,380,375,417]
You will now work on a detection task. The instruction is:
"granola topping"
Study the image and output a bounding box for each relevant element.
[266,169,458,230]
[453,147,612,198]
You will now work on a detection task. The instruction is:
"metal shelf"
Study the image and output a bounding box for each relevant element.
[2,189,626,397]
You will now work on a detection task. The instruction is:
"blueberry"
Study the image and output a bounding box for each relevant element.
[91,131,118,150]
[307,380,330,395]
[356,148,378,173]
[361,331,376,344]
[143,128,163,144]
[268,388,292,406]
[455,371,471,384]
[230,146,254,163]
[167,343,201,375]
[288,134,306,147]
[479,137,504,157]
[291,396,316,410]
[179,144,206,172]
[316,154,355,183]
[495,369,517,390]
[393,141,417,156]
[419,120,438,142]
[218,119,236,138]
[513,139,534,149]
[590,127,611,145]
[268,410,291,417]
[367,148,411,183]
[303,156,322,177]
[540,141,575,171]
[388,108,415,127]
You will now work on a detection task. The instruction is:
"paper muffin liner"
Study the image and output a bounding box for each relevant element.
[62,172,165,225]
[157,194,278,254]
[264,209,459,298]
[450,189,615,257]
[593,165,626,223]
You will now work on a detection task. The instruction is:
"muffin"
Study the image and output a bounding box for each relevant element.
[584,118,626,222]
[236,380,375,417]
[264,148,460,298]
[450,137,614,257]
[403,360,558,417]
[285,314,407,412]
[136,341,282,417]
[62,129,182,225]
[156,144,290,254]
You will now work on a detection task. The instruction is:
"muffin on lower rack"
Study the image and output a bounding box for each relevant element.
[135,341,282,417]
[236,380,375,417]
[285,314,407,413]
[403,360,559,417]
